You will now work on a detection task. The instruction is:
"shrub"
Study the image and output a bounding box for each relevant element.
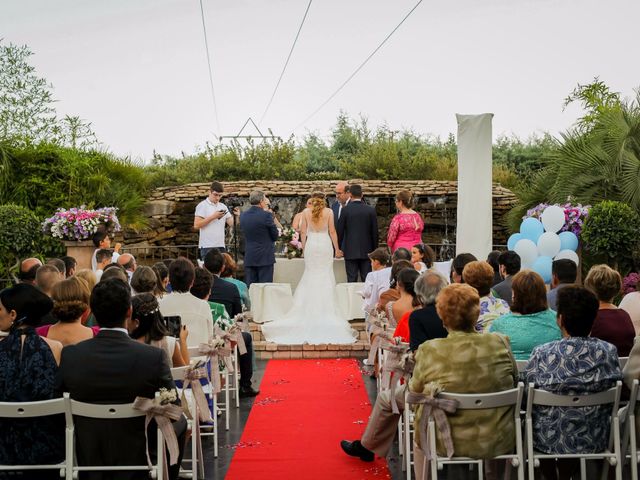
[0,204,44,281]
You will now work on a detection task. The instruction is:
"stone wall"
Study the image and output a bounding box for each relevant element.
[119,180,517,260]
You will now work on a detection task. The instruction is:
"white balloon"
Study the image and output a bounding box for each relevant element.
[537,232,561,258]
[554,249,580,265]
[541,205,566,233]
[514,238,538,268]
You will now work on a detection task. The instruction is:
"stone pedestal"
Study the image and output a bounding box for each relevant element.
[64,240,94,270]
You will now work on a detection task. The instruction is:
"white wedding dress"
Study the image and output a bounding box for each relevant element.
[261,210,357,344]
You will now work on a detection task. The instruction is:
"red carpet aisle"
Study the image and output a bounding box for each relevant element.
[225,359,390,479]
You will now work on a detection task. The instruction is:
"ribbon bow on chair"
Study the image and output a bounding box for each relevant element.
[133,396,183,480]
[233,311,252,333]
[181,365,213,423]
[227,323,247,355]
[198,340,232,394]
[406,389,459,459]
[381,341,411,414]
[367,329,395,364]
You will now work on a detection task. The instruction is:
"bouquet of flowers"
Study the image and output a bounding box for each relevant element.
[42,206,121,241]
[525,202,590,237]
[279,226,303,259]
[623,272,640,295]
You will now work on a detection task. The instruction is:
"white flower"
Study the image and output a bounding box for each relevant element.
[157,387,178,406]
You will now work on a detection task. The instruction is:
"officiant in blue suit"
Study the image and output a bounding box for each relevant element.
[239,190,279,286]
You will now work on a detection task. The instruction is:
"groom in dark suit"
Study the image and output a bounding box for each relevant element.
[337,184,378,282]
[56,278,187,480]
[239,190,280,286]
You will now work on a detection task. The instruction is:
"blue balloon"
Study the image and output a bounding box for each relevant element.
[558,231,579,252]
[520,218,545,243]
[532,256,553,284]
[507,233,523,251]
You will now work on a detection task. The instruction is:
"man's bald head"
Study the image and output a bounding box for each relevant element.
[19,258,43,284]
[117,253,137,272]
[334,181,351,206]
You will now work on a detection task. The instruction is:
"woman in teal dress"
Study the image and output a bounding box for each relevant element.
[489,269,561,360]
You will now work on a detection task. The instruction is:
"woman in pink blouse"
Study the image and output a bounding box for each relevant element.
[386,190,424,252]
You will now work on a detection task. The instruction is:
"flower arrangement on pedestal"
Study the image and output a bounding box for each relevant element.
[42,206,121,241]
[279,226,303,259]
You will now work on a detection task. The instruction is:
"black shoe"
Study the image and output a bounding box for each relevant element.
[340,440,374,462]
[239,386,260,398]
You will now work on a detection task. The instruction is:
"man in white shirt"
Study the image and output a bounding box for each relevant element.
[194,181,235,260]
[159,257,213,347]
[362,247,391,314]
[94,249,113,282]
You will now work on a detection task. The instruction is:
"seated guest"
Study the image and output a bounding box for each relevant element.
[585,264,635,357]
[407,270,448,351]
[450,252,477,284]
[341,284,517,470]
[377,259,413,315]
[18,257,42,285]
[128,293,189,367]
[391,268,421,342]
[547,259,577,311]
[493,250,521,307]
[56,279,187,480]
[486,250,503,287]
[221,253,251,310]
[36,264,62,297]
[204,250,242,318]
[152,262,170,298]
[489,270,561,360]
[0,284,64,475]
[37,276,99,345]
[46,258,66,279]
[463,261,510,332]
[620,275,640,334]
[524,286,622,480]
[75,269,97,292]
[362,247,391,315]
[190,267,259,397]
[411,243,435,274]
[94,248,114,282]
[100,263,129,284]
[131,266,159,295]
[159,257,213,346]
[61,255,77,278]
[118,253,137,282]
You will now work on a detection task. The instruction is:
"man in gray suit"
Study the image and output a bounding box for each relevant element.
[493,250,521,307]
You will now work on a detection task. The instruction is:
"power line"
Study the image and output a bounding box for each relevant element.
[199,0,221,135]
[258,0,313,126]
[292,0,423,133]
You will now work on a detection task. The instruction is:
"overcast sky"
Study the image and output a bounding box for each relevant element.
[2,0,638,160]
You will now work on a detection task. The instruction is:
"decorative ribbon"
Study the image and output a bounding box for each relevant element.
[132,396,183,479]
[233,311,252,332]
[227,323,247,355]
[366,329,396,365]
[198,341,232,394]
[381,341,411,414]
[406,389,458,459]
[180,366,212,423]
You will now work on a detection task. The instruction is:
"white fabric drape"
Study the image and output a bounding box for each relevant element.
[456,113,494,260]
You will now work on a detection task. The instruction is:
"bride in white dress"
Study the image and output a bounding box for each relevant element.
[261,194,358,344]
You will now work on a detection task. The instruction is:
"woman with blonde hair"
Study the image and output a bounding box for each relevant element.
[37,276,99,346]
[585,264,635,356]
[387,190,424,252]
[262,191,358,344]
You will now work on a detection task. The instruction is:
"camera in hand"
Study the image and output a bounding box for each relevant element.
[225,196,243,209]
[164,315,182,338]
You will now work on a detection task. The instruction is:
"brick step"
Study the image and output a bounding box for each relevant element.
[250,318,370,359]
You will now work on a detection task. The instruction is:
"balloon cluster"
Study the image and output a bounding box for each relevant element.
[507,205,579,284]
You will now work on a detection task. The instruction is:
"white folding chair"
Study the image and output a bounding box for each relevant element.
[67,393,164,479]
[622,379,639,480]
[0,396,71,479]
[172,366,205,479]
[408,384,525,480]
[620,357,629,369]
[525,381,623,480]
[188,346,221,456]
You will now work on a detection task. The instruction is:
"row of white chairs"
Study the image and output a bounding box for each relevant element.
[398,380,640,480]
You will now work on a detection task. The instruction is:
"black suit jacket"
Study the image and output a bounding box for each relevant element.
[239,206,279,267]
[56,330,176,479]
[408,304,448,351]
[210,276,242,317]
[336,199,378,259]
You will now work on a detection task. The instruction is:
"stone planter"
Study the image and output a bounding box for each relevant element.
[63,240,95,270]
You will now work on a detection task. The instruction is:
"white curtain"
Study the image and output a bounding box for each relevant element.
[456,113,493,260]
